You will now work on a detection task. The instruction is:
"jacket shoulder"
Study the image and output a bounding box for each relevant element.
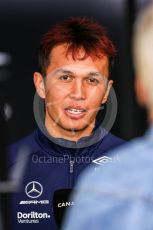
[100,132,125,152]
[7,130,39,165]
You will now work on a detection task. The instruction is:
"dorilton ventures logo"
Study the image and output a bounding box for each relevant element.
[17,212,50,224]
[25,181,43,199]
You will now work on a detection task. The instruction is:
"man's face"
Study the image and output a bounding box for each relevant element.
[34,44,112,137]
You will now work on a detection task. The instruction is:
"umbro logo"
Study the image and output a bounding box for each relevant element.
[92,156,113,165]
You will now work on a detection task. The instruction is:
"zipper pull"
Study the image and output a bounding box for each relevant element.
[70,161,74,173]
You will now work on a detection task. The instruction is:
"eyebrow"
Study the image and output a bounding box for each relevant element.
[54,69,72,75]
[53,68,103,77]
[88,72,103,77]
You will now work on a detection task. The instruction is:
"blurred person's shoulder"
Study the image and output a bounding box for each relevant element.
[77,127,153,193]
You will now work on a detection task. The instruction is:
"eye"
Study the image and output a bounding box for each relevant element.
[59,75,72,81]
[87,77,99,85]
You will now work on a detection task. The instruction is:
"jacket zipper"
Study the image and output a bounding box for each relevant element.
[70,160,74,173]
[69,160,74,187]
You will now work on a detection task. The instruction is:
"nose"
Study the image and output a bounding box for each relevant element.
[70,80,85,100]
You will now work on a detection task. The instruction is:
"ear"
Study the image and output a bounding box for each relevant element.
[33,72,46,99]
[135,78,147,107]
[101,80,113,104]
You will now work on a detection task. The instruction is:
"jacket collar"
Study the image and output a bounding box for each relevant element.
[35,126,108,156]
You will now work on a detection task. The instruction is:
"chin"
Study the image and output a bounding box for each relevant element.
[60,122,89,132]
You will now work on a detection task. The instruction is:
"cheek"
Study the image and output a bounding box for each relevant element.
[45,84,69,105]
[86,86,106,105]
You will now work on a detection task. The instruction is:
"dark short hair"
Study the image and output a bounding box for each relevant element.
[38,17,116,76]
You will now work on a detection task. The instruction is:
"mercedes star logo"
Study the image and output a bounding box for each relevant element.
[25,181,43,199]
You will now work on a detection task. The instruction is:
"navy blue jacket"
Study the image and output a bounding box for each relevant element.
[8,127,124,230]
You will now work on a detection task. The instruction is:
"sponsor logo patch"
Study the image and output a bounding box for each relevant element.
[19,181,49,205]
[17,211,50,224]
[25,181,43,199]
[92,156,113,165]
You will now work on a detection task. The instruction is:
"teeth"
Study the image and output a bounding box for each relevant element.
[67,108,85,114]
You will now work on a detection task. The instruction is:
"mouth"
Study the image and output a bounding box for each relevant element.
[64,106,87,119]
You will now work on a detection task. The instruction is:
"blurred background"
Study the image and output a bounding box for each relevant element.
[0,0,152,145]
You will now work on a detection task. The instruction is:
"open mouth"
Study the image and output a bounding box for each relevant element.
[64,107,87,119]
[66,108,86,114]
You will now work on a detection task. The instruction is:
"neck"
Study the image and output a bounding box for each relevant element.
[45,115,95,142]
